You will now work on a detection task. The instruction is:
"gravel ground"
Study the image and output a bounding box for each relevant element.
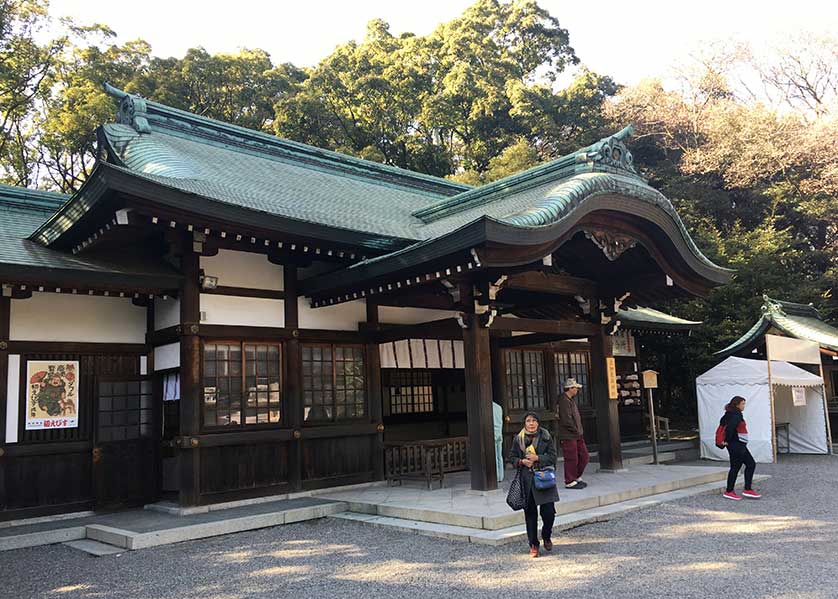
[3,455,838,599]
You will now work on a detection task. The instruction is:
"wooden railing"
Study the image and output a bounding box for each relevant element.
[383,437,469,489]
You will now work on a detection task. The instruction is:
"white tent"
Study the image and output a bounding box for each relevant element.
[697,356,828,463]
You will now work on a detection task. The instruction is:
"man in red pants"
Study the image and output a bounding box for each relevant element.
[555,378,589,489]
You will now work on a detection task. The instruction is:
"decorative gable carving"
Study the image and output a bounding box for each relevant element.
[584,229,637,261]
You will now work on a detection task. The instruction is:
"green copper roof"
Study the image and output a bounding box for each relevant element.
[0,182,67,212]
[716,295,838,357]
[618,306,701,332]
[25,85,730,300]
[0,184,180,288]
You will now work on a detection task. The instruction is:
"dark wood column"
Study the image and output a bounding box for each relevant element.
[461,284,498,491]
[365,300,384,480]
[590,321,623,471]
[284,266,303,491]
[0,296,9,444]
[179,242,202,506]
[0,295,9,508]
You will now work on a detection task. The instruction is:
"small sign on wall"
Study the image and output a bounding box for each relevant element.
[611,330,637,357]
[25,360,79,430]
[606,357,618,399]
[792,386,807,407]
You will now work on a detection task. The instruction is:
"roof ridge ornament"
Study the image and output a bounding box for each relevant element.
[103,82,151,134]
[577,124,636,174]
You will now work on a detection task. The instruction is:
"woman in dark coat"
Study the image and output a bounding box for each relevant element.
[720,396,761,500]
[508,411,559,557]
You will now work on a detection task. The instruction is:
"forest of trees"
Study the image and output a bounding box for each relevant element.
[2,0,836,419]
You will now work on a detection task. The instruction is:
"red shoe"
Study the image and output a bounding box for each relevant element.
[529,545,539,558]
[723,490,742,501]
[742,489,762,499]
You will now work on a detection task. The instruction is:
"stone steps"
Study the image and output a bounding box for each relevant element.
[330,474,770,546]
[0,500,347,554]
[340,466,728,532]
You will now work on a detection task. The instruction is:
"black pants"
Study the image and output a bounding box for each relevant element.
[727,444,756,492]
[524,492,556,547]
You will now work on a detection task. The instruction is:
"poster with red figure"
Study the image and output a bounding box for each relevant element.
[25,360,79,430]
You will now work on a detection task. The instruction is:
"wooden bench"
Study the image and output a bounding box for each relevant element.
[384,437,469,489]
[647,415,671,441]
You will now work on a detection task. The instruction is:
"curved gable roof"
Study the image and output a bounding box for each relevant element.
[716,295,838,357]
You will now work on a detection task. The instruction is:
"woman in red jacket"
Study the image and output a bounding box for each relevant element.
[719,396,762,500]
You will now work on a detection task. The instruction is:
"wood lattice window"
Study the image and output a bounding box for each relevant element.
[505,350,546,411]
[555,351,592,409]
[202,342,282,428]
[383,369,435,415]
[97,380,153,441]
[303,344,366,422]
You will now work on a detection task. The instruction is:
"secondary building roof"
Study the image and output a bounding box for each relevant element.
[0,183,181,291]
[618,306,701,334]
[716,295,838,357]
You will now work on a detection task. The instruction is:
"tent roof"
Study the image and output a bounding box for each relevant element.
[697,356,823,387]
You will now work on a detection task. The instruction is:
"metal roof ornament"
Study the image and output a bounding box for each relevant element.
[104,82,151,134]
[577,124,636,173]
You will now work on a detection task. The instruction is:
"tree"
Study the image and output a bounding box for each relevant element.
[0,0,66,185]
[275,0,583,177]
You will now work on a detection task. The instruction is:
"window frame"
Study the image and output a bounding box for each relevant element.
[382,368,436,417]
[554,350,593,410]
[201,340,284,431]
[504,348,548,412]
[302,343,367,424]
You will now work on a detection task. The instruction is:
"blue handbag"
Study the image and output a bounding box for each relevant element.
[533,466,556,490]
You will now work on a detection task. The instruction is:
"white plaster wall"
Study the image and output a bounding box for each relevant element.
[298,298,365,331]
[5,354,20,443]
[10,293,146,343]
[200,249,283,290]
[155,342,180,370]
[200,294,284,327]
[155,297,180,330]
[378,306,460,325]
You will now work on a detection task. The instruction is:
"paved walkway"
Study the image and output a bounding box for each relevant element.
[1,455,834,599]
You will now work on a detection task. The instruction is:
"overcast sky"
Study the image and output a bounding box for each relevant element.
[47,0,838,85]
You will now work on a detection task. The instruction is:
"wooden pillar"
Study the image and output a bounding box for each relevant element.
[179,243,202,506]
[0,296,9,444]
[0,295,9,509]
[365,300,384,480]
[590,324,623,471]
[461,283,498,491]
[284,266,303,491]
[490,337,508,454]
[545,349,560,440]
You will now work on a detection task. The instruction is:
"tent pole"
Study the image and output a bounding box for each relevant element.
[817,360,833,454]
[766,355,778,463]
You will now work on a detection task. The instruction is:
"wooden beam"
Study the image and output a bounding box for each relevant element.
[365,301,384,481]
[459,280,498,492]
[147,325,179,347]
[201,286,285,300]
[179,239,202,506]
[505,271,598,298]
[496,332,581,349]
[284,266,303,491]
[589,311,623,471]
[491,316,600,337]
[0,296,9,468]
[370,318,463,343]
